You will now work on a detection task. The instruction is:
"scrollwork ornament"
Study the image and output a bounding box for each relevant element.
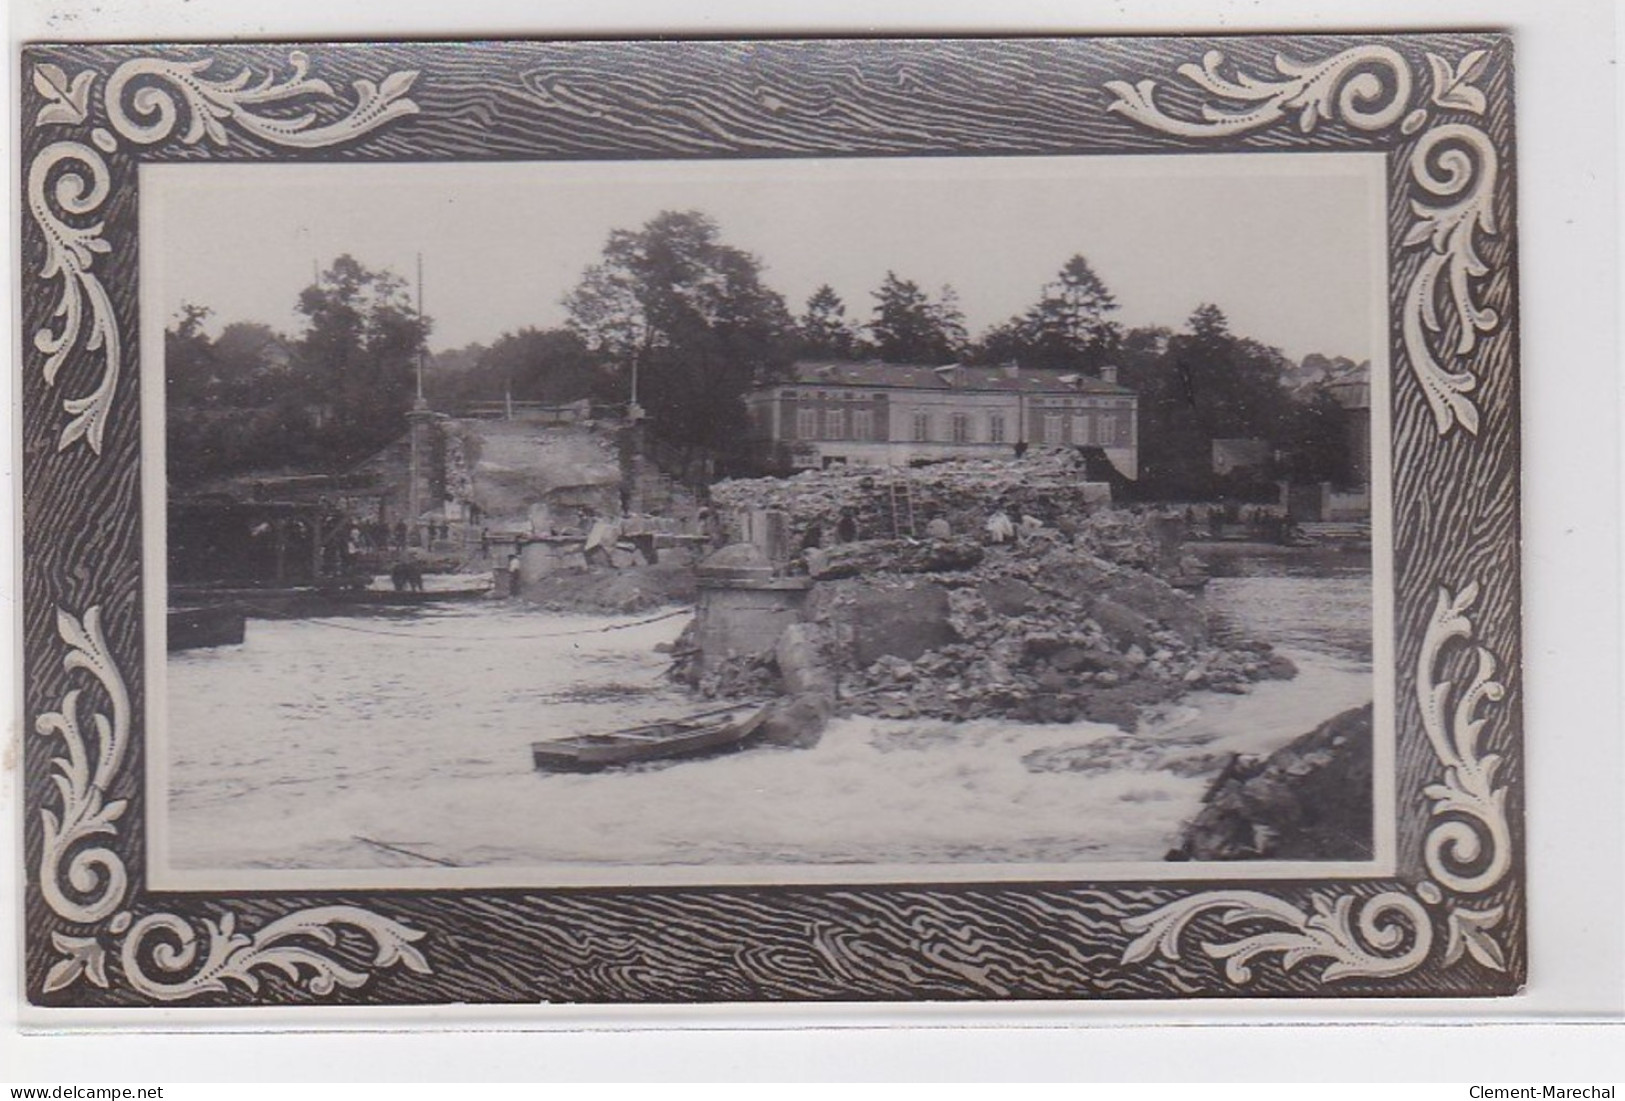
[1103,45,1414,137]
[1417,583,1510,896]
[26,142,120,453]
[1401,123,1500,436]
[1105,44,1505,437]
[35,606,131,928]
[33,607,433,1001]
[120,907,431,1003]
[1122,890,1433,983]
[102,50,420,149]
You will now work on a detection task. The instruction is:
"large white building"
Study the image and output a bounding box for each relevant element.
[746,361,1138,477]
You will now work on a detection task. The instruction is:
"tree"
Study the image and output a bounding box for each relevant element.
[564,210,795,456]
[797,284,858,359]
[1113,306,1302,499]
[1187,302,1231,345]
[477,328,607,406]
[294,254,431,461]
[1278,386,1354,486]
[868,272,964,364]
[969,254,1120,372]
[1026,254,1121,370]
[211,321,290,406]
[165,303,217,407]
[931,284,970,357]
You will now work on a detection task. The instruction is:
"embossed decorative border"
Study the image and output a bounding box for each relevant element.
[1105,44,1517,987]
[25,47,434,1005]
[19,35,1521,1007]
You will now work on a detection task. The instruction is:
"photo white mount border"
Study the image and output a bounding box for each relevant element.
[17,33,1522,1008]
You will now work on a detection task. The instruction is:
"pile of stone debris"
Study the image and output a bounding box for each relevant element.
[678,517,1295,731]
[709,450,1193,577]
[814,529,1294,729]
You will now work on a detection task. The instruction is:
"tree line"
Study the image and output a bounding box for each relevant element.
[167,209,1361,498]
[166,255,429,487]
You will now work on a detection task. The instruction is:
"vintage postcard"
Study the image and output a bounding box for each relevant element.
[17,34,1521,1008]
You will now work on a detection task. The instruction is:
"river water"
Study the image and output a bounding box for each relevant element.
[164,554,1372,876]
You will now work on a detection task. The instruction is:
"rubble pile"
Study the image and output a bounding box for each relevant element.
[680,526,1295,730]
[710,451,1191,577]
[812,535,1294,729]
[685,457,1294,730]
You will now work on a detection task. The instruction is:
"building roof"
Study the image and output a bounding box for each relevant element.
[773,360,1134,396]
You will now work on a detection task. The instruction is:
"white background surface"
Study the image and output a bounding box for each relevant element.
[3,0,1621,1082]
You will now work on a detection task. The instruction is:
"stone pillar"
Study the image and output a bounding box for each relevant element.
[406,403,435,547]
[691,576,811,678]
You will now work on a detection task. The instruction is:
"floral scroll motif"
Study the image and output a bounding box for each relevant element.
[26,50,420,455]
[27,142,120,453]
[1122,889,1432,983]
[120,907,431,1003]
[35,607,132,931]
[33,64,97,128]
[34,607,431,1001]
[1120,583,1512,985]
[1401,123,1500,436]
[1416,583,1510,897]
[1105,45,1505,437]
[101,50,419,149]
[1104,45,1414,137]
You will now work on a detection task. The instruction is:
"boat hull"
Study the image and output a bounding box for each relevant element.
[532,709,766,773]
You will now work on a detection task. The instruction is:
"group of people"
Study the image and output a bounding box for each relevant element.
[1187,502,1299,544]
[338,518,461,558]
[983,502,1045,546]
[790,501,1041,552]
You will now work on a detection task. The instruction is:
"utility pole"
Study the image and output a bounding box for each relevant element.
[415,251,427,410]
[406,252,430,548]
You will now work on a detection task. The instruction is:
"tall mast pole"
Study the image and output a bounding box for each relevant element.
[407,252,428,548]
[415,251,426,408]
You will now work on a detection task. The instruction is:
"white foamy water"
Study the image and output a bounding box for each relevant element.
[164,571,1371,874]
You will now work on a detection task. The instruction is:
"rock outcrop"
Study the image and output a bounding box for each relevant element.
[1167,703,1373,861]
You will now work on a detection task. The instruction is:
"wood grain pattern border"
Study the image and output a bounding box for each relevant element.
[17,33,1522,1007]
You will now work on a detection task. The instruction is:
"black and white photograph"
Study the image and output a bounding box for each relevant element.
[147,153,1388,885]
[16,33,1523,1007]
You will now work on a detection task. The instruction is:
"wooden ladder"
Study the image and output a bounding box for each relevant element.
[888,475,916,539]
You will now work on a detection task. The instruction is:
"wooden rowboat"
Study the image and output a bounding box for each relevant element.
[532,705,768,773]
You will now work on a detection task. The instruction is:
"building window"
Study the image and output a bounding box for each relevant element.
[796,406,818,440]
[912,411,931,442]
[988,413,1006,444]
[1078,413,1095,446]
[852,408,874,441]
[1098,415,1117,446]
[1043,413,1062,444]
[951,413,970,443]
[826,407,846,440]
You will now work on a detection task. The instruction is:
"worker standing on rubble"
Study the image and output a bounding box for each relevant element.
[985,506,1015,545]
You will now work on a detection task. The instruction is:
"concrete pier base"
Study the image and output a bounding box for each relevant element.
[691,575,812,678]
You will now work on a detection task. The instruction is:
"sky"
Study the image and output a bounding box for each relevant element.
[143,152,1384,364]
